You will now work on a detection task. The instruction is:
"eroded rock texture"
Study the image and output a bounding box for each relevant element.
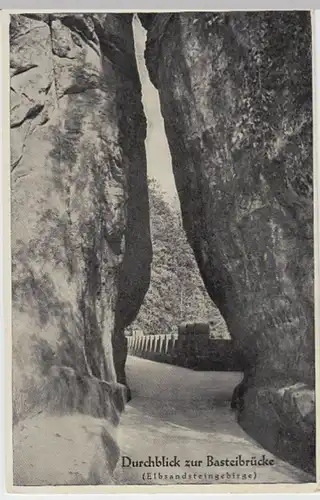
[11,13,151,485]
[140,12,314,472]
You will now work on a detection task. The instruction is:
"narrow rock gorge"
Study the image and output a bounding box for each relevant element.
[140,11,314,473]
[10,11,314,485]
[11,13,151,484]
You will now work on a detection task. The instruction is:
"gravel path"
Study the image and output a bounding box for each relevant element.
[114,356,314,485]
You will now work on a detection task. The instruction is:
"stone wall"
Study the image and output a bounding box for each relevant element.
[127,332,242,371]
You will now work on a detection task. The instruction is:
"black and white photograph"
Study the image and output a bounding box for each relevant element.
[7,9,315,489]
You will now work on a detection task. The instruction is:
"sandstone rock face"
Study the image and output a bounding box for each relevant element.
[140,12,314,472]
[239,383,315,474]
[11,13,151,484]
[13,414,119,485]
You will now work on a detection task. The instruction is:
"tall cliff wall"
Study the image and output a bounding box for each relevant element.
[11,13,151,485]
[140,12,314,472]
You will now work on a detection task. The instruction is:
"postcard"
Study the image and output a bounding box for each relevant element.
[3,8,318,493]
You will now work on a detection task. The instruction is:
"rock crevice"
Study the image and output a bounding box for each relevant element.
[11,11,315,483]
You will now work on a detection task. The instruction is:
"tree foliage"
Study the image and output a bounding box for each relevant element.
[129,178,230,338]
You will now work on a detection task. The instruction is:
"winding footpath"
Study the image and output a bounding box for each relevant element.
[114,356,314,485]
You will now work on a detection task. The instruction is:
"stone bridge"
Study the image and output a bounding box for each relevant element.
[127,328,242,371]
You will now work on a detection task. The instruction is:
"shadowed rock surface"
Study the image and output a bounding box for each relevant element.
[140,11,314,473]
[11,13,151,484]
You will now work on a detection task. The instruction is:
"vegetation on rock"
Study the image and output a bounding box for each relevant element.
[129,178,230,339]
